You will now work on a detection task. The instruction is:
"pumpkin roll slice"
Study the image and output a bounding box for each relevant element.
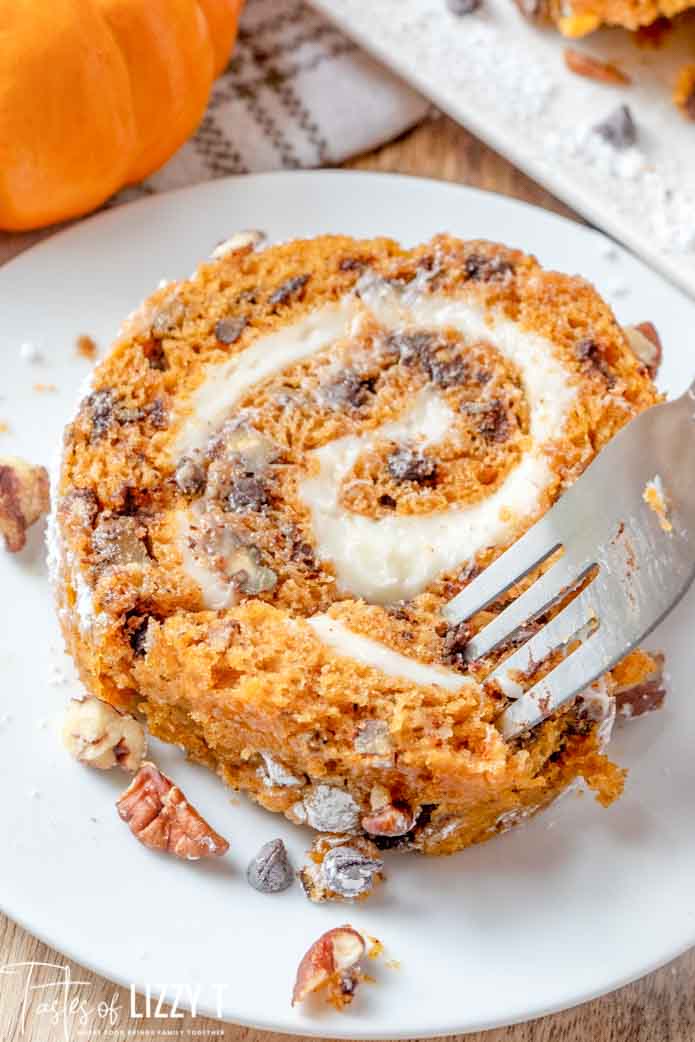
[52,233,661,855]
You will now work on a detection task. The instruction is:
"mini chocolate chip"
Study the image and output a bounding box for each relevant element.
[576,338,616,386]
[247,839,294,893]
[464,255,514,282]
[268,274,310,308]
[175,457,206,496]
[321,846,383,899]
[147,398,168,429]
[389,331,438,367]
[447,0,482,13]
[339,257,368,271]
[593,105,637,150]
[227,475,269,513]
[513,0,544,17]
[429,356,470,388]
[462,399,511,442]
[215,316,247,345]
[443,621,472,667]
[86,389,115,440]
[387,448,438,484]
[128,616,151,658]
[322,370,375,409]
[379,494,397,509]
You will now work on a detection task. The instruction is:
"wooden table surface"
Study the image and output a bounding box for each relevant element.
[1,113,694,1042]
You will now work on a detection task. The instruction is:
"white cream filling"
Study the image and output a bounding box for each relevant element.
[308,615,473,693]
[175,286,577,608]
[173,298,359,456]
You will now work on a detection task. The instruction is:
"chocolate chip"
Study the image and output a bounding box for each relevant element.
[215,316,247,345]
[227,475,269,513]
[461,399,511,442]
[246,839,294,893]
[175,457,206,496]
[321,846,383,899]
[464,255,514,282]
[339,257,368,271]
[429,356,470,388]
[378,494,397,509]
[443,621,472,667]
[321,369,375,410]
[147,398,168,430]
[389,331,438,367]
[127,616,151,658]
[387,448,438,484]
[576,338,616,386]
[268,274,310,308]
[86,390,115,440]
[447,0,482,13]
[593,105,637,150]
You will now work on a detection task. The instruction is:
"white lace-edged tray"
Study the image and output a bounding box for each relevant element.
[310,0,695,300]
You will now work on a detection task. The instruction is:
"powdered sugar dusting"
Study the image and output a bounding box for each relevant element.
[313,0,695,294]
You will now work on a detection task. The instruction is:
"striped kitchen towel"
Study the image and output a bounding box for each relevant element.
[121,0,429,198]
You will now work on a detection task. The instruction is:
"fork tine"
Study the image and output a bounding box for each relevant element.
[497,633,603,739]
[486,584,598,695]
[442,519,562,624]
[464,557,594,662]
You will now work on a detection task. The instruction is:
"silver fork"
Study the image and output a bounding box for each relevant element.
[442,379,695,740]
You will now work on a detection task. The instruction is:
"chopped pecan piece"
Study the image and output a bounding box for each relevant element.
[0,457,50,552]
[299,835,383,904]
[564,49,630,85]
[116,763,229,860]
[387,447,438,485]
[624,322,662,379]
[362,801,418,838]
[292,925,366,1008]
[464,254,513,282]
[615,653,666,718]
[210,229,265,260]
[62,696,147,771]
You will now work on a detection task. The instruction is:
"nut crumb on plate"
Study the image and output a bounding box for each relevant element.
[292,925,366,1009]
[0,456,49,552]
[62,696,146,771]
[564,49,630,85]
[116,762,229,860]
[299,834,383,903]
[624,322,662,379]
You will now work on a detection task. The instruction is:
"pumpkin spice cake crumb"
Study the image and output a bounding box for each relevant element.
[75,334,98,360]
[53,233,662,857]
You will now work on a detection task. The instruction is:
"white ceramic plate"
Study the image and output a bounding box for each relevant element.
[311,0,695,300]
[1,171,695,1039]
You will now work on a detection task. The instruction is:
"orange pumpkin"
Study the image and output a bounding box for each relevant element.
[0,0,244,231]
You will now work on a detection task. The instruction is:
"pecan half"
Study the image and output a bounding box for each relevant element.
[116,763,229,860]
[292,925,366,1008]
[63,696,147,772]
[0,457,50,552]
